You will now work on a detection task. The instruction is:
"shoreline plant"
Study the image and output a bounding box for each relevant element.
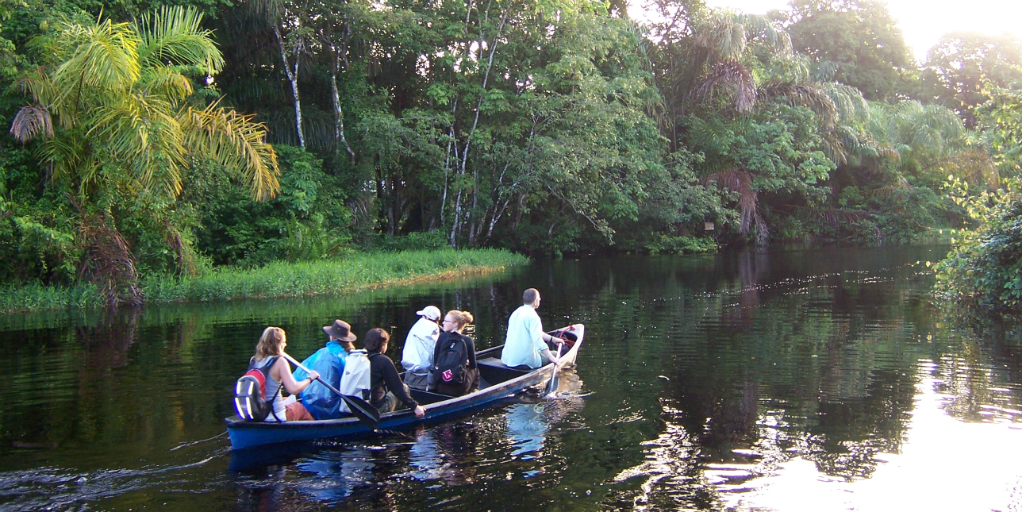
[0,248,528,313]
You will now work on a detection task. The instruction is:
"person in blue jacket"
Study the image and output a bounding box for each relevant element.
[294,319,357,419]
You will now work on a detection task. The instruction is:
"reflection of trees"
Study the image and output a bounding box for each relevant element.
[2,306,231,454]
[588,245,1019,510]
[407,422,480,485]
[606,419,703,511]
[936,341,1022,423]
[1,245,1019,509]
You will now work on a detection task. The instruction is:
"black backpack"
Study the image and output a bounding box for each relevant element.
[233,356,280,421]
[432,337,469,385]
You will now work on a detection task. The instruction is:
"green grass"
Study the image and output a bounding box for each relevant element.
[0,249,529,313]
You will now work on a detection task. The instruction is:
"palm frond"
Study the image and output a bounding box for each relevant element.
[867,175,911,199]
[691,61,757,111]
[740,13,792,55]
[135,6,224,75]
[821,82,868,124]
[181,102,280,201]
[137,65,194,102]
[88,93,186,198]
[75,207,143,307]
[812,61,839,82]
[10,105,54,143]
[706,170,764,240]
[52,18,140,97]
[758,81,836,127]
[818,208,872,227]
[820,131,849,166]
[694,11,747,61]
[15,67,58,107]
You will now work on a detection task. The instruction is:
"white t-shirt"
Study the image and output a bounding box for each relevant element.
[401,316,440,374]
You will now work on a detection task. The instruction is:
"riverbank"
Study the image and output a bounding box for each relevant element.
[0,249,529,313]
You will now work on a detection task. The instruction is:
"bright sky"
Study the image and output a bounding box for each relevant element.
[699,0,1024,62]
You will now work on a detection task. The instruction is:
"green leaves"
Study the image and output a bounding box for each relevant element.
[13,6,278,203]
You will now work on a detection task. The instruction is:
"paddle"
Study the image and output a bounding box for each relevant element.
[544,335,565,396]
[280,352,380,430]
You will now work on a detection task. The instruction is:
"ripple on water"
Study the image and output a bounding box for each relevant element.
[0,454,221,511]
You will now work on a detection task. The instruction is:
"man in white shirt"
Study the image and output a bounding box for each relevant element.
[402,305,441,390]
[501,288,561,369]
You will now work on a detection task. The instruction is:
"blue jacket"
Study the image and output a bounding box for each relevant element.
[294,340,349,419]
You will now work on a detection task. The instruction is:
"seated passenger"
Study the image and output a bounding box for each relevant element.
[430,310,479,397]
[364,328,426,418]
[250,326,319,421]
[501,288,561,370]
[401,305,441,391]
[293,319,357,419]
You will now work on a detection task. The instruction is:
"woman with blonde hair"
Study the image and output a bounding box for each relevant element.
[430,310,479,397]
[251,326,320,421]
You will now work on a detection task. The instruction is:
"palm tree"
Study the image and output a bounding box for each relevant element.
[10,6,280,305]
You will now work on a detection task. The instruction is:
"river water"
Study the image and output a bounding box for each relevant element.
[0,246,1019,511]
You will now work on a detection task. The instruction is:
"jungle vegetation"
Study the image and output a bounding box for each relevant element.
[0,0,1018,314]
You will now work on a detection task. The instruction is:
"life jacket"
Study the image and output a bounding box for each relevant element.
[338,350,372,413]
[233,356,279,421]
[432,336,469,385]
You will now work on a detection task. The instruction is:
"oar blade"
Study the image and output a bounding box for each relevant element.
[341,394,380,431]
[545,370,559,395]
[544,341,564,396]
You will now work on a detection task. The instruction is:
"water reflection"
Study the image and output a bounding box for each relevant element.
[405,422,480,485]
[717,363,1022,512]
[0,246,1020,511]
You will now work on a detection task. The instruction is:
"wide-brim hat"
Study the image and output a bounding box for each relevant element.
[323,320,357,342]
[416,305,441,322]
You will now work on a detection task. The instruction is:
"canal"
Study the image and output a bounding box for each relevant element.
[0,245,1019,511]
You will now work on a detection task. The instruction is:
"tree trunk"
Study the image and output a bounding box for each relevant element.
[453,8,508,244]
[274,26,305,148]
[330,65,356,163]
[449,189,463,247]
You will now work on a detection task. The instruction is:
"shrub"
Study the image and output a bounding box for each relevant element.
[933,179,1021,317]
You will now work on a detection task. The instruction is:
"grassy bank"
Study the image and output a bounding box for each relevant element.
[0,249,529,313]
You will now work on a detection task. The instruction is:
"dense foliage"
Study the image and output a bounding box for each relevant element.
[933,83,1023,316]
[0,0,1018,316]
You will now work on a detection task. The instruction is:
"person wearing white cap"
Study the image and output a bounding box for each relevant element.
[401,305,441,390]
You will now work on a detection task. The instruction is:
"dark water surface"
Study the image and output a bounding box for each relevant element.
[0,246,1020,511]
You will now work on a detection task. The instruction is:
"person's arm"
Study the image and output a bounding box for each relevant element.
[381,356,426,417]
[540,347,559,365]
[276,357,319,395]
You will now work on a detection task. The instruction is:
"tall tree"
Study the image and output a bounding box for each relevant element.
[919,32,1022,128]
[786,0,912,102]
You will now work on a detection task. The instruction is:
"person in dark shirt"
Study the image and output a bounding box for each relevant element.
[364,328,425,417]
[431,310,479,397]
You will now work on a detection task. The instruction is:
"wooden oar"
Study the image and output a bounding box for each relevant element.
[281,352,380,430]
[544,336,565,396]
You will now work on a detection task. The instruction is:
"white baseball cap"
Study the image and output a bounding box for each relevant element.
[416,305,441,321]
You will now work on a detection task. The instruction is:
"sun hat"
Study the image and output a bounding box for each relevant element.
[416,305,441,322]
[323,320,358,342]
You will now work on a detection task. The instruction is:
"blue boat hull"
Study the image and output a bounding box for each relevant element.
[226,324,584,450]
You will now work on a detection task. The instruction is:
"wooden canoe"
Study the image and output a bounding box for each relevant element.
[226,324,584,450]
